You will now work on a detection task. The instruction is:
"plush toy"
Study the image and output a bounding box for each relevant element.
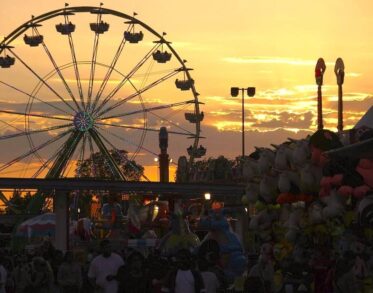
[259,172,278,203]
[284,206,305,242]
[257,147,275,175]
[357,195,373,226]
[308,201,324,224]
[249,206,277,242]
[321,190,345,219]
[199,209,246,279]
[289,137,311,169]
[278,204,292,225]
[158,212,200,255]
[242,157,260,181]
[351,238,368,280]
[272,142,293,170]
[244,182,260,203]
[277,170,301,204]
[299,163,322,196]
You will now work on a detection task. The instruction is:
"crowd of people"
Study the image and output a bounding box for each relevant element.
[1,236,372,292]
[0,238,227,293]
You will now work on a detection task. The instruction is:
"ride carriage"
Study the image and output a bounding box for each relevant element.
[90,21,109,34]
[23,34,43,47]
[56,22,76,35]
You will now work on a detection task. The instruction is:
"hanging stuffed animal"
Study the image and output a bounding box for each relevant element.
[284,206,305,243]
[321,190,345,219]
[289,137,311,169]
[249,205,278,242]
[272,142,293,170]
[308,201,324,224]
[242,157,260,182]
[244,182,260,203]
[357,195,373,226]
[257,147,275,175]
[199,209,247,280]
[259,172,279,204]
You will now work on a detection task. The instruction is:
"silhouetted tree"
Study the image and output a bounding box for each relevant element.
[73,149,144,218]
[75,149,144,180]
[5,190,33,215]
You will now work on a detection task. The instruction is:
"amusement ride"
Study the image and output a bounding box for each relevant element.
[0,4,206,215]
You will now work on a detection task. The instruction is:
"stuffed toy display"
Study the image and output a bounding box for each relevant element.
[245,128,373,292]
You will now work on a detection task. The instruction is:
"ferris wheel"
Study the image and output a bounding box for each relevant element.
[0,4,205,180]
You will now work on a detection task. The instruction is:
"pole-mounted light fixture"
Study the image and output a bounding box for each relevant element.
[230,86,256,158]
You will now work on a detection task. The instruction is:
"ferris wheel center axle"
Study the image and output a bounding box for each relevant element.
[73,111,94,132]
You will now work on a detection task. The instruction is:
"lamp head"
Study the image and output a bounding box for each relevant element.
[247,87,256,97]
[231,87,239,97]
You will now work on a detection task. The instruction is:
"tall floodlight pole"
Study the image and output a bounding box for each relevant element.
[315,58,326,130]
[335,58,345,133]
[231,87,256,158]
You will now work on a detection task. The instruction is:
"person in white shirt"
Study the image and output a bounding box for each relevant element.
[198,258,220,293]
[88,239,124,293]
[162,249,205,293]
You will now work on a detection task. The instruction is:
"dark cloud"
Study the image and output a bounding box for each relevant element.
[199,125,312,159]
[323,95,373,113]
[251,111,313,129]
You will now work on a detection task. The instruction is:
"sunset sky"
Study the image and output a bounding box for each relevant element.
[0,0,373,181]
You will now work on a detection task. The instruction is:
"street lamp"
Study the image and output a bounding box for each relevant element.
[230,87,256,158]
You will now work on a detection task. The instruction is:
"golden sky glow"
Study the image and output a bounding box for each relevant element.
[1,0,373,180]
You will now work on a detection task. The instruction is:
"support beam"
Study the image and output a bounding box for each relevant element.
[0,178,245,199]
[54,190,69,251]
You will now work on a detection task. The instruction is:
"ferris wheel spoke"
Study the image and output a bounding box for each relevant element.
[96,121,193,136]
[0,109,72,122]
[0,80,72,116]
[0,117,23,132]
[78,132,87,164]
[7,49,76,114]
[33,27,82,112]
[95,128,150,181]
[68,34,85,109]
[87,134,97,177]
[0,123,72,141]
[61,133,85,178]
[0,128,72,173]
[88,128,127,180]
[96,69,179,118]
[99,100,195,121]
[96,125,158,157]
[62,14,85,109]
[45,130,83,178]
[87,34,100,108]
[87,12,105,109]
[92,43,161,115]
[75,132,87,177]
[31,142,65,178]
[149,111,197,137]
[91,24,133,112]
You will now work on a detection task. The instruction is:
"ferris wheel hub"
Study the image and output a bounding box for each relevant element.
[73,111,94,132]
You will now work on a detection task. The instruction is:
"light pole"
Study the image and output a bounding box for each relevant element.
[231,87,256,158]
